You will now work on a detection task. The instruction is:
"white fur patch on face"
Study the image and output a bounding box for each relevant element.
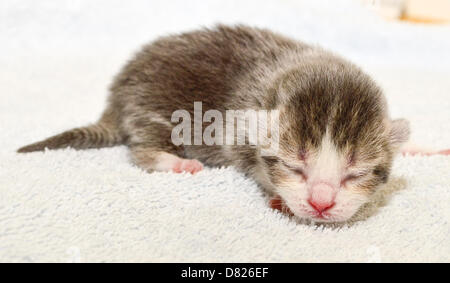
[308,130,343,188]
[331,189,369,222]
[278,129,371,222]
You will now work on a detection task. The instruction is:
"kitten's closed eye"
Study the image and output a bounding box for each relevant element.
[282,161,307,180]
[341,172,367,186]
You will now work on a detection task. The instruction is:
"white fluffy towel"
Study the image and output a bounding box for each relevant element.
[0,0,449,262]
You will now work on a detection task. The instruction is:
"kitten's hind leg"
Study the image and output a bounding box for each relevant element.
[131,145,203,174]
[125,112,203,174]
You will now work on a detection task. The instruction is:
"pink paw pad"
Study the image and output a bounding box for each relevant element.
[172,159,204,174]
[402,148,450,156]
[401,150,429,156]
[437,149,450,155]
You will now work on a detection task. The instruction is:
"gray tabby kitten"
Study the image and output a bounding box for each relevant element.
[20,25,445,222]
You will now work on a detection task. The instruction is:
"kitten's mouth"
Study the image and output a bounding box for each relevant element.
[269,196,350,223]
[312,213,326,219]
[310,215,337,223]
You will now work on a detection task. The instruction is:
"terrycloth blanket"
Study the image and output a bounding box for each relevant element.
[0,0,449,262]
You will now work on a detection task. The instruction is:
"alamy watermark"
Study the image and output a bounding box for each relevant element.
[170,102,279,156]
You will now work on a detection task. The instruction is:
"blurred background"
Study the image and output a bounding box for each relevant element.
[1,0,449,67]
[0,0,449,150]
[366,0,450,23]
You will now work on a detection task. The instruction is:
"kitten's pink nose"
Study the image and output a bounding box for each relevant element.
[308,199,335,214]
[308,182,336,214]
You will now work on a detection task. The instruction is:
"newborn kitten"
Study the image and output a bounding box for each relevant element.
[18,25,448,222]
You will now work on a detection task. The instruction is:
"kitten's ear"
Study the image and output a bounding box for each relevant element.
[389,119,410,152]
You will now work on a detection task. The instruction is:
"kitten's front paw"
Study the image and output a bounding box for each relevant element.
[269,196,294,216]
[401,147,450,156]
[437,149,450,155]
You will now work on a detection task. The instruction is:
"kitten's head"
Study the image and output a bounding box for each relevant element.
[261,62,409,222]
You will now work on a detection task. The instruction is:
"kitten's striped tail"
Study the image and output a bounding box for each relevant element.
[17,114,124,153]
